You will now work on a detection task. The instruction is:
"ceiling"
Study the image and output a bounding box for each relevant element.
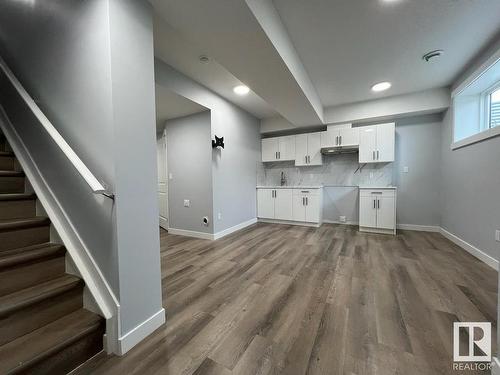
[151,0,500,125]
[155,84,207,129]
[153,15,277,119]
[272,0,500,107]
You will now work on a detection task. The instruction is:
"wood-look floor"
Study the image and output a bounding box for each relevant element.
[77,223,497,375]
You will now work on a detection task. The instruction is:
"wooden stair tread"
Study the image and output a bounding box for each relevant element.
[0,216,51,232]
[0,243,64,270]
[0,309,103,374]
[0,170,24,177]
[0,193,36,201]
[0,274,82,317]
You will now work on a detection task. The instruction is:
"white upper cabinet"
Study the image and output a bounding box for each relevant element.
[295,132,323,166]
[320,124,358,148]
[262,138,279,162]
[278,135,295,161]
[358,123,395,163]
[261,136,296,162]
[338,128,359,147]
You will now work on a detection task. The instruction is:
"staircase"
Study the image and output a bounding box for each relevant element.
[0,133,105,374]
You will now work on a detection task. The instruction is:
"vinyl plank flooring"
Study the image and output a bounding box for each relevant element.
[76,224,498,375]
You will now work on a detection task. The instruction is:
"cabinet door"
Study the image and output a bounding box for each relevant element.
[278,136,296,161]
[307,133,323,165]
[338,128,359,147]
[375,123,395,162]
[295,134,308,166]
[359,196,377,228]
[292,194,306,222]
[275,189,293,221]
[376,196,395,229]
[257,189,275,219]
[320,130,337,148]
[305,194,321,223]
[262,138,278,162]
[358,126,377,163]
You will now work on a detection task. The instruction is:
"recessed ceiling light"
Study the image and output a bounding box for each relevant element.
[233,85,250,95]
[371,81,392,92]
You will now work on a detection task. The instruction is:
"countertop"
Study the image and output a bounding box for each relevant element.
[358,186,397,190]
[256,185,323,189]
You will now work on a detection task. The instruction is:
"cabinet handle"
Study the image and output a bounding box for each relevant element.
[302,197,305,206]
[377,150,379,160]
[278,151,281,159]
[306,197,308,205]
[335,136,338,145]
[372,151,375,160]
[377,199,380,209]
[339,135,342,145]
[373,199,376,209]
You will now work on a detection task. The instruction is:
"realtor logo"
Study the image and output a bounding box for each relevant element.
[453,322,491,362]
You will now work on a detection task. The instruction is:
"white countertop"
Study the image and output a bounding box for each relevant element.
[358,186,397,190]
[256,185,323,189]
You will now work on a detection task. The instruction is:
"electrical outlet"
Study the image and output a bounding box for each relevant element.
[496,230,500,242]
[218,212,222,220]
[183,199,190,207]
[339,216,346,223]
[369,172,374,179]
[403,166,409,173]
[169,173,173,180]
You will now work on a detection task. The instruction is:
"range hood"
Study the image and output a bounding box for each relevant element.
[321,145,358,155]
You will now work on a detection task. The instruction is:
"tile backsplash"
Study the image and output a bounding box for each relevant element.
[257,153,394,187]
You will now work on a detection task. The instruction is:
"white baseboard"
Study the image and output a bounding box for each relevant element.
[492,357,500,375]
[440,227,499,271]
[397,224,441,232]
[167,227,213,240]
[258,218,320,227]
[323,219,358,226]
[118,308,165,355]
[213,218,257,240]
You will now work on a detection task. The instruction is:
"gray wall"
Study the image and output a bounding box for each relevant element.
[211,101,260,233]
[155,60,260,234]
[394,114,442,226]
[440,109,500,260]
[108,0,163,336]
[166,111,214,233]
[0,0,163,338]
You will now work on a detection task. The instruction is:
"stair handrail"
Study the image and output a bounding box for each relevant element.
[0,57,114,199]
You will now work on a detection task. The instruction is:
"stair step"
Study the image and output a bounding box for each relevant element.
[0,217,51,252]
[0,194,36,220]
[0,152,15,171]
[0,170,25,193]
[0,309,104,375]
[0,275,83,346]
[0,243,66,296]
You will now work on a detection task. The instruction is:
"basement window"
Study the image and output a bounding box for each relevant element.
[452,52,500,149]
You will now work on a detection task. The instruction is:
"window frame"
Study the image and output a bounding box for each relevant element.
[481,80,500,131]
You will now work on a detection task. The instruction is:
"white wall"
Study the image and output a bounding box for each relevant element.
[166,111,213,233]
[155,60,261,234]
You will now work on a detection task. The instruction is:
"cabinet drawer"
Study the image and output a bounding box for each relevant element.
[359,189,395,198]
[292,189,320,196]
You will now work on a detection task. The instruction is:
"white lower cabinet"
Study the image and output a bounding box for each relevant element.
[359,188,396,235]
[257,187,322,225]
